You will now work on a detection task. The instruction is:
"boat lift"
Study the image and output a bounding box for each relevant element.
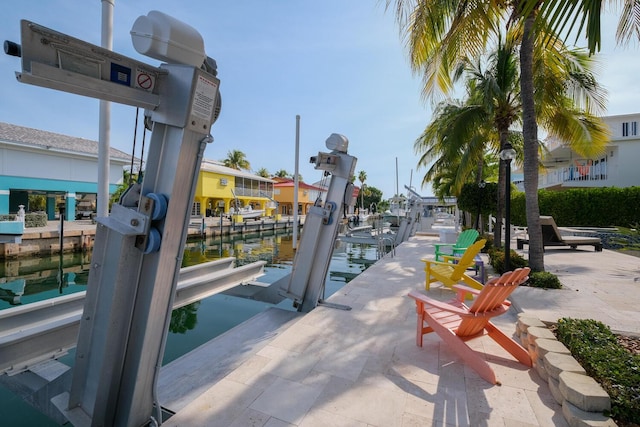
[278,134,357,313]
[5,11,223,426]
[3,11,359,426]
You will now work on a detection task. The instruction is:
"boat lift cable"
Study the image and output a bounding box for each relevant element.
[138,116,147,182]
[129,108,139,185]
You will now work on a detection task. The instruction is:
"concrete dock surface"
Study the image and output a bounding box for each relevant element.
[158,235,639,426]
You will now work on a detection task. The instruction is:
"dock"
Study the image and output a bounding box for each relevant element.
[0,216,303,259]
[154,235,640,426]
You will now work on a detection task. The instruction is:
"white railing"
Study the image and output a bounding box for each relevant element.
[539,164,608,188]
[233,188,274,198]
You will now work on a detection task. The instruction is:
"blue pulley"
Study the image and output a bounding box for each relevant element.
[144,227,162,254]
[147,193,168,221]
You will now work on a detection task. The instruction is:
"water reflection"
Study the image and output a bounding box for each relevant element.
[0,251,91,308]
[0,230,380,426]
[169,302,201,334]
[1,230,380,313]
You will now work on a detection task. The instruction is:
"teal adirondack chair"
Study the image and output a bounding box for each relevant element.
[434,229,479,261]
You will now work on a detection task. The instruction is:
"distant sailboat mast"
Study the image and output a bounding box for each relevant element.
[395,157,399,197]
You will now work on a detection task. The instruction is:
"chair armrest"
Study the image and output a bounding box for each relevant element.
[408,291,469,316]
[433,243,455,250]
[421,258,466,268]
[441,255,462,264]
[452,284,481,300]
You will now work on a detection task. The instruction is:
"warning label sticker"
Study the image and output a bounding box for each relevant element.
[191,75,218,121]
[134,68,156,92]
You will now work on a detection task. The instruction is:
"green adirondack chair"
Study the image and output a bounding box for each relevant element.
[434,229,479,261]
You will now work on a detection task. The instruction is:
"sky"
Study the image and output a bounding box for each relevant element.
[0,1,638,200]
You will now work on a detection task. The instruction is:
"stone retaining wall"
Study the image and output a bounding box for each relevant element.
[0,228,96,259]
[516,314,617,427]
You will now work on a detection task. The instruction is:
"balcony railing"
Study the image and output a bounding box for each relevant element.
[233,187,273,198]
[539,164,607,188]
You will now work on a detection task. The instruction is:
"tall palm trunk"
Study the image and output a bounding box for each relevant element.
[520,11,544,271]
[494,127,509,249]
[475,160,484,232]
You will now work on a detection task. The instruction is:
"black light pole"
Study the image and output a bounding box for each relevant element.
[475,180,486,231]
[500,142,516,272]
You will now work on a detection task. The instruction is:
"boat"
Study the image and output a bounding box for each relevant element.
[229,205,264,219]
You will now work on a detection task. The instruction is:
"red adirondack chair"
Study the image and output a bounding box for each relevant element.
[408,268,532,385]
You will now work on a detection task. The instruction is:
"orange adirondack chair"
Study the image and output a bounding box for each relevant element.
[408,268,532,385]
[421,239,486,291]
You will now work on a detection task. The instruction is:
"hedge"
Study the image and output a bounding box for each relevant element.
[510,187,640,227]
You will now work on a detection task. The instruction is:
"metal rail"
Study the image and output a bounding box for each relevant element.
[0,258,265,375]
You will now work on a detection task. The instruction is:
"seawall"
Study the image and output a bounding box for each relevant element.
[0,216,305,259]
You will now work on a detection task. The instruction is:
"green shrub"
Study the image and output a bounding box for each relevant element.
[555,318,640,424]
[0,215,15,221]
[511,187,640,227]
[24,212,47,228]
[525,271,562,289]
[487,248,528,274]
[480,234,494,253]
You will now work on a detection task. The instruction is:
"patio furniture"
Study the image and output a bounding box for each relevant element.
[421,239,486,291]
[408,268,532,384]
[433,229,479,261]
[516,216,602,252]
[442,253,486,285]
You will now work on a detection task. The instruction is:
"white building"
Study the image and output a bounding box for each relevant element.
[524,113,640,191]
[0,122,132,220]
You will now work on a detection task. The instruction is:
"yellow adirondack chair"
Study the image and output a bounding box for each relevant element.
[408,268,532,385]
[421,239,486,291]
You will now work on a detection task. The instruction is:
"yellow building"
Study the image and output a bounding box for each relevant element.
[193,159,276,218]
[272,178,325,215]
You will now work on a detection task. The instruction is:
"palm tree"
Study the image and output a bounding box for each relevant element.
[388,1,609,271]
[255,168,270,178]
[358,170,367,212]
[520,0,639,268]
[222,150,250,171]
[415,34,522,246]
[274,169,290,178]
[523,0,640,55]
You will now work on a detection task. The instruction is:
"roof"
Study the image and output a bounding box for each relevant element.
[273,178,324,191]
[200,159,275,182]
[0,122,133,162]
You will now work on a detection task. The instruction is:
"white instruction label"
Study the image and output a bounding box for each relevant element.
[191,75,218,121]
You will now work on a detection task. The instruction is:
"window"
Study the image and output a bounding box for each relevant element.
[622,122,629,137]
[632,121,638,136]
[191,202,201,216]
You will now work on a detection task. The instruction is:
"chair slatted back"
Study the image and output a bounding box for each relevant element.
[449,239,486,280]
[456,229,479,248]
[457,268,530,337]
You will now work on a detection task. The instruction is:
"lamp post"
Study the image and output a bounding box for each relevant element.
[499,142,517,272]
[475,180,486,231]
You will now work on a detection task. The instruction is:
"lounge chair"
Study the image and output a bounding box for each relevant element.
[433,229,479,261]
[408,268,532,384]
[516,216,602,252]
[421,239,486,291]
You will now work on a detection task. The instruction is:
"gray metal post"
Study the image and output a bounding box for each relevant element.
[7,16,221,426]
[279,135,357,313]
[64,64,219,427]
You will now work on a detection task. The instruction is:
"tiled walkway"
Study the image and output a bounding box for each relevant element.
[163,235,633,426]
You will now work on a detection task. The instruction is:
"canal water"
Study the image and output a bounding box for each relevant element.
[0,230,379,426]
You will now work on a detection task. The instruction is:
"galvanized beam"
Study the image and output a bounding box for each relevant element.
[0,258,265,375]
